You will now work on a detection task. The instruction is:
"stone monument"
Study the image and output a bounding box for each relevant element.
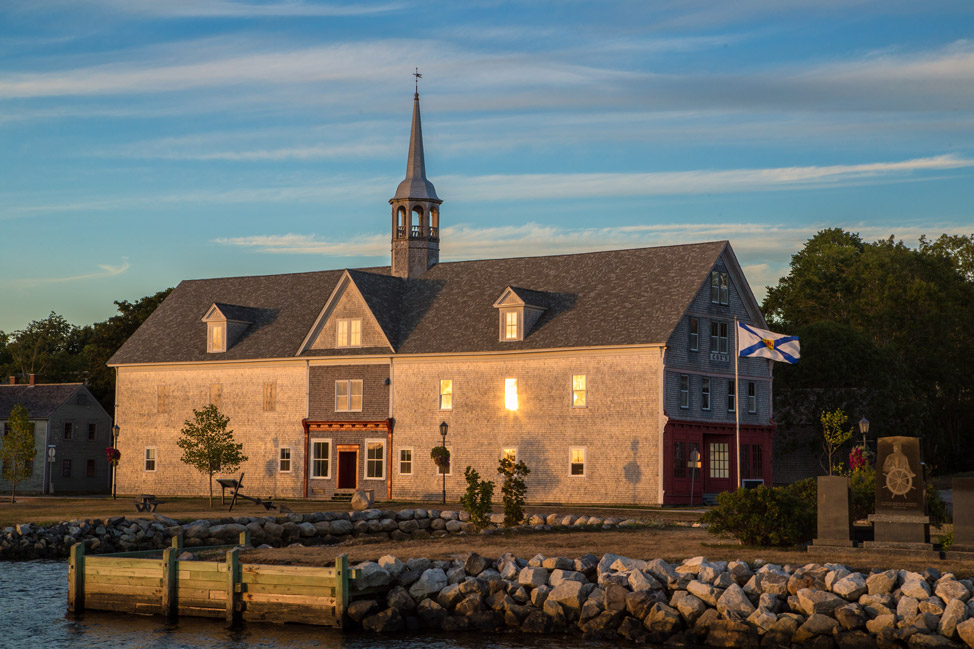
[947,477,974,555]
[811,475,854,547]
[865,436,931,549]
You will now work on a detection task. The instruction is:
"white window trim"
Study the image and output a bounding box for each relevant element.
[365,438,386,480]
[434,444,453,477]
[439,378,453,411]
[748,381,757,414]
[335,379,363,412]
[144,447,157,472]
[335,318,363,348]
[502,447,518,463]
[727,379,736,413]
[689,317,699,352]
[569,446,586,477]
[310,439,332,479]
[398,447,414,476]
[701,377,711,411]
[500,308,522,342]
[207,322,226,353]
[278,447,292,473]
[679,375,689,409]
[571,374,587,409]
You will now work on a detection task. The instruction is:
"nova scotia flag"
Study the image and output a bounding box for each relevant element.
[738,323,800,364]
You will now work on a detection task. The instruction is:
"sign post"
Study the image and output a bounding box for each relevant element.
[688,449,701,507]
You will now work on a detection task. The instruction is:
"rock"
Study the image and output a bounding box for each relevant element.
[835,603,867,630]
[619,615,649,642]
[518,566,549,588]
[729,561,754,586]
[646,558,680,586]
[522,610,554,633]
[329,519,353,535]
[746,607,778,634]
[671,591,708,625]
[464,552,490,576]
[867,571,899,595]
[387,585,416,611]
[408,568,448,600]
[580,610,625,636]
[527,514,545,526]
[354,562,392,589]
[347,599,379,623]
[907,634,959,649]
[580,598,603,623]
[798,587,847,616]
[575,554,599,578]
[718,584,757,618]
[834,573,869,601]
[937,579,971,603]
[707,619,759,648]
[416,598,447,627]
[604,583,629,612]
[898,596,920,619]
[542,557,573,570]
[759,593,782,613]
[940,598,968,639]
[956,618,974,648]
[362,607,404,633]
[351,490,374,510]
[866,614,897,635]
[446,566,465,585]
[436,583,463,609]
[626,590,659,619]
[694,607,721,636]
[687,580,721,607]
[794,614,840,642]
[296,522,316,537]
[377,554,405,578]
[182,520,210,538]
[543,597,568,626]
[530,584,551,608]
[645,602,683,634]
[549,569,587,588]
[498,559,519,580]
[860,594,896,618]
[630,570,662,592]
[445,520,462,533]
[550,579,587,613]
[920,597,946,616]
[756,572,791,597]
[902,580,933,600]
[835,630,879,649]
[455,593,483,616]
[441,615,470,631]
[505,604,534,627]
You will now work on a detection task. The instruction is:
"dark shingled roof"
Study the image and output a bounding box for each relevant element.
[109,241,729,365]
[0,384,83,419]
[211,302,260,323]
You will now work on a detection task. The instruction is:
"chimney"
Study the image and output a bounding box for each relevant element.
[8,376,14,385]
[29,374,36,386]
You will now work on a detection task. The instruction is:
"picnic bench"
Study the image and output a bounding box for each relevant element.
[134,494,166,513]
[216,472,291,513]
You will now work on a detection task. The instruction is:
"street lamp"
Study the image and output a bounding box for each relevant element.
[112,424,120,500]
[858,417,870,449]
[439,421,448,505]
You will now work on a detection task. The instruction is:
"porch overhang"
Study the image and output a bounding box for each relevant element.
[302,418,394,499]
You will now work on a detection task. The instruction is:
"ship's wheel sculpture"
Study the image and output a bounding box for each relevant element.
[884,465,914,498]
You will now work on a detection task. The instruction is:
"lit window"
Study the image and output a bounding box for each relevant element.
[572,374,586,407]
[679,375,689,409]
[439,379,453,410]
[710,271,729,305]
[351,319,361,346]
[336,319,362,347]
[570,447,585,476]
[748,382,757,413]
[64,422,73,440]
[279,448,291,473]
[504,378,518,410]
[709,442,729,478]
[701,377,711,411]
[711,322,728,355]
[366,440,385,479]
[208,323,225,353]
[335,380,363,412]
[263,382,276,412]
[727,379,736,412]
[689,318,699,352]
[504,311,519,340]
[312,441,330,478]
[503,448,517,462]
[399,448,413,475]
[144,448,156,472]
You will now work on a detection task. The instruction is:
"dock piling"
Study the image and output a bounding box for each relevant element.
[68,542,85,613]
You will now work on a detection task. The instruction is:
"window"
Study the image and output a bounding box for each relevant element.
[572,374,586,408]
[144,448,156,472]
[335,380,363,412]
[701,377,711,410]
[504,311,519,340]
[62,459,71,477]
[741,444,763,479]
[336,319,362,347]
[710,271,728,305]
[157,385,169,413]
[439,379,453,410]
[263,382,276,412]
[503,448,517,463]
[570,447,586,476]
[504,378,518,410]
[709,442,729,478]
[86,459,96,478]
[679,375,689,409]
[710,321,728,355]
[399,448,413,475]
[747,382,757,413]
[689,317,699,352]
[727,379,736,412]
[366,440,385,479]
[311,441,330,478]
[209,384,222,409]
[279,447,291,473]
[208,323,225,353]
[673,441,686,479]
[88,423,97,441]
[64,422,73,440]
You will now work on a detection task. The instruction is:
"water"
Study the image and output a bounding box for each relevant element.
[0,561,623,649]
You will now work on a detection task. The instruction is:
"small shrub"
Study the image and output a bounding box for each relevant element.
[702,485,815,546]
[849,465,875,522]
[940,529,954,552]
[497,457,530,527]
[459,466,495,530]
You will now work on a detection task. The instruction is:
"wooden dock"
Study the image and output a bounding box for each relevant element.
[68,533,359,627]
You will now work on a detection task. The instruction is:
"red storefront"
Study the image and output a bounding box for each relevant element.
[662,419,775,505]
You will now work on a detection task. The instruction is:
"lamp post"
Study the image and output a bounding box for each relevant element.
[112,424,120,500]
[858,417,870,449]
[439,421,448,505]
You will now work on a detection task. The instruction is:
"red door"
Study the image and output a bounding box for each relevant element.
[337,448,358,489]
[703,435,733,494]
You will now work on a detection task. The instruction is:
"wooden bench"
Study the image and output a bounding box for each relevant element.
[134,494,166,513]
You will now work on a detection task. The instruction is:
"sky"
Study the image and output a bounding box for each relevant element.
[2,0,973,332]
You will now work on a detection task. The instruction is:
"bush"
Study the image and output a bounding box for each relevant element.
[497,457,530,527]
[459,466,495,530]
[702,485,816,546]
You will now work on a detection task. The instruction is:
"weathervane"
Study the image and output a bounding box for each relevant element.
[414,67,422,94]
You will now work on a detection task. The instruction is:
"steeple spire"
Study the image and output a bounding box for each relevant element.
[393,87,439,201]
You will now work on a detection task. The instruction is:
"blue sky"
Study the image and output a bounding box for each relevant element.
[2,0,973,332]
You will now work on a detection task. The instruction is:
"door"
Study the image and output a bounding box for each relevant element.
[703,436,733,494]
[337,446,358,490]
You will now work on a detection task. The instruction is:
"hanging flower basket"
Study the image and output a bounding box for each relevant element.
[430,445,450,469]
[105,447,121,466]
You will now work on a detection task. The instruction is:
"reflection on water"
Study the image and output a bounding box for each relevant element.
[1,561,625,649]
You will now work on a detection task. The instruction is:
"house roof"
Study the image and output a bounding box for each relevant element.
[109,241,732,365]
[0,384,85,419]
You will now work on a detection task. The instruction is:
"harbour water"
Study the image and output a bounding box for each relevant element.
[0,561,624,649]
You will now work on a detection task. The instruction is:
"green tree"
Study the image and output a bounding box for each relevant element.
[497,457,530,527]
[5,312,77,381]
[1,404,37,503]
[820,408,853,475]
[177,404,247,507]
[459,466,495,530]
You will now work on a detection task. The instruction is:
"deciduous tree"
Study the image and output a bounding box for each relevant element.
[1,404,37,503]
[177,405,247,507]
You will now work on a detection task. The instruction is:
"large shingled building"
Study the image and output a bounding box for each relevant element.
[110,92,775,505]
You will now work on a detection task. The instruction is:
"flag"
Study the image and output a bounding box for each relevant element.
[738,322,800,364]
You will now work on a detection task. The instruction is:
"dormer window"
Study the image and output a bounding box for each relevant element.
[336,318,362,347]
[208,323,226,353]
[504,311,519,340]
[493,286,547,343]
[201,302,253,354]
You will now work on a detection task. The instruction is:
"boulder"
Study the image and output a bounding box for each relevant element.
[604,583,629,612]
[436,583,464,609]
[746,607,778,634]
[386,585,416,611]
[867,570,898,595]
[937,579,971,603]
[518,566,548,589]
[956,618,974,648]
[329,519,353,535]
[530,584,551,608]
[798,587,847,616]
[670,590,708,625]
[347,599,379,623]
[707,619,759,648]
[718,583,757,618]
[549,579,588,613]
[644,602,683,634]
[898,596,920,619]
[549,569,587,588]
[354,562,392,590]
[626,589,659,619]
[835,630,879,649]
[794,614,840,643]
[687,579,721,607]
[377,554,405,578]
[866,614,897,635]
[729,561,754,586]
[522,610,554,633]
[902,580,933,600]
[408,568,448,600]
[580,610,625,637]
[920,597,946,616]
[543,598,568,627]
[463,552,490,576]
[834,573,868,601]
[351,490,374,511]
[646,558,680,586]
[416,599,447,628]
[630,570,662,592]
[939,598,968,639]
[542,557,573,571]
[454,593,483,616]
[835,603,867,631]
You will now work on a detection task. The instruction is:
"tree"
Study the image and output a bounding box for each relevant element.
[820,408,853,475]
[459,466,495,530]
[497,457,530,526]
[177,405,247,507]
[1,404,37,503]
[5,313,76,381]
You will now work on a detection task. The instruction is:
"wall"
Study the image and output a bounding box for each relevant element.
[47,390,114,493]
[0,419,47,494]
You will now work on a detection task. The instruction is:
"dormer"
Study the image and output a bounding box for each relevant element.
[202,303,254,353]
[493,286,548,342]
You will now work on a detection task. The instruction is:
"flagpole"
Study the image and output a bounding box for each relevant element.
[735,316,741,490]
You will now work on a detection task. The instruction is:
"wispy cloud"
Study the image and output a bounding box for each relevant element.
[8,261,130,286]
[28,0,406,19]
